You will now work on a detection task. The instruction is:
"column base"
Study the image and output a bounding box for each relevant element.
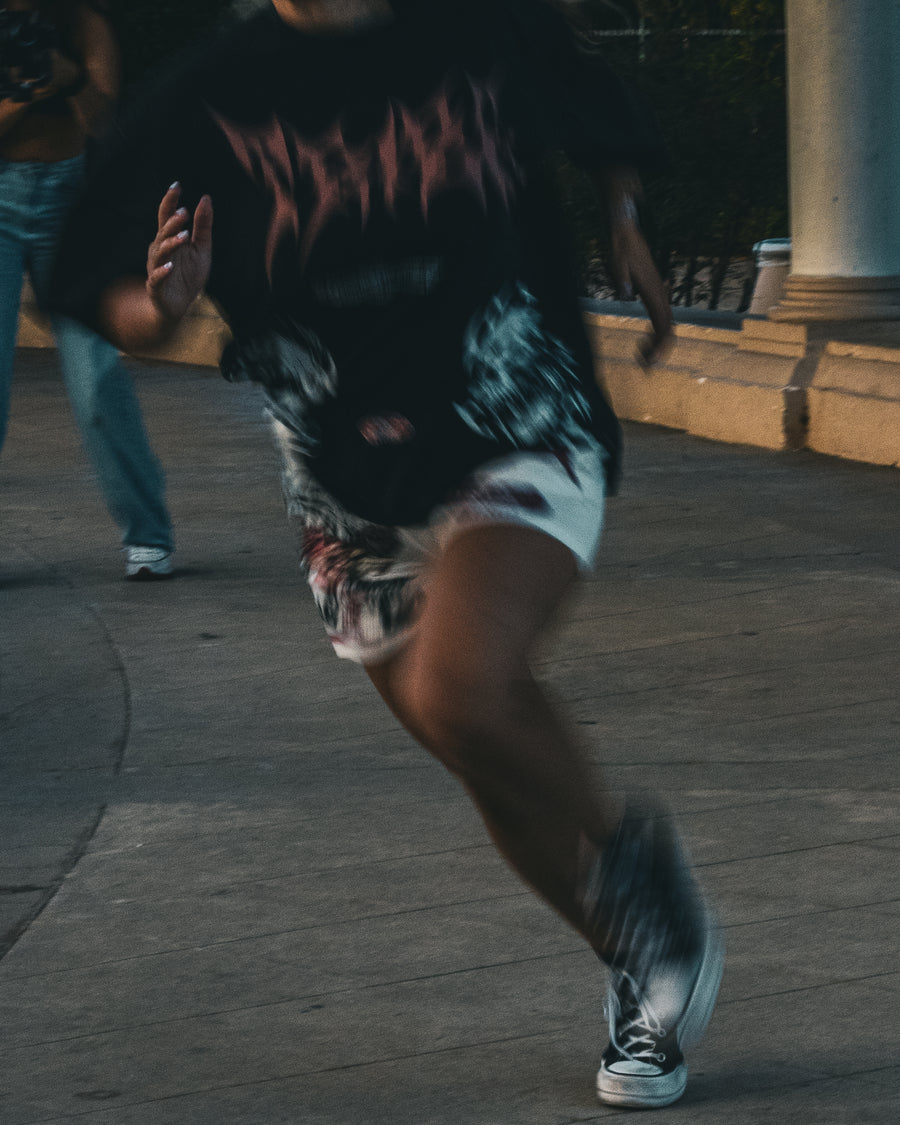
[768,275,900,322]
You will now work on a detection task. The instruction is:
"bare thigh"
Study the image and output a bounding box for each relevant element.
[366,522,615,935]
[366,522,577,743]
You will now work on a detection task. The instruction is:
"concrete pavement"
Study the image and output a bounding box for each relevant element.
[1,348,898,1123]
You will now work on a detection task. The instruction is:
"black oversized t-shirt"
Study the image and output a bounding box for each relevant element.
[53,0,664,526]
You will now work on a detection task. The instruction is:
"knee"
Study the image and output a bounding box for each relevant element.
[69,383,103,429]
[395,663,519,781]
[57,332,123,425]
[61,362,105,423]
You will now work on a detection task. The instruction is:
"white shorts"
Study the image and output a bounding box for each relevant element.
[284,435,608,664]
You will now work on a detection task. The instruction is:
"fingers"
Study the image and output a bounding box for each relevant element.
[159,207,189,239]
[637,274,674,368]
[191,194,214,250]
[637,325,673,369]
[157,182,182,230]
[145,185,213,320]
[148,187,213,273]
[147,213,187,278]
[636,316,673,369]
[147,260,175,292]
[150,184,188,273]
[636,306,673,369]
[155,190,212,253]
[156,215,190,257]
[610,226,673,369]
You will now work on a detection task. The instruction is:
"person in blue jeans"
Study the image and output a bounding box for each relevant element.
[0,0,173,579]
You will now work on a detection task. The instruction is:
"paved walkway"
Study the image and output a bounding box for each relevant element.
[1,348,898,1124]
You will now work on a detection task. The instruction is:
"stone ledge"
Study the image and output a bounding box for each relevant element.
[16,287,231,367]
[135,297,233,367]
[738,318,808,358]
[585,312,801,452]
[824,338,900,370]
[806,344,900,467]
[586,307,900,468]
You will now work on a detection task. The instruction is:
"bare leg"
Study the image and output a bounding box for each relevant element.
[366,523,619,942]
[366,522,724,1112]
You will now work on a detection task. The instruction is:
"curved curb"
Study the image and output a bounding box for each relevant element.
[0,552,129,959]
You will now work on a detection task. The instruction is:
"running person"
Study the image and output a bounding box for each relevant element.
[52,0,723,1108]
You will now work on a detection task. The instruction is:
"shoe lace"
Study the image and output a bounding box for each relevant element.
[604,971,668,1064]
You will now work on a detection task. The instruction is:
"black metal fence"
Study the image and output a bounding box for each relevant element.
[560,22,789,309]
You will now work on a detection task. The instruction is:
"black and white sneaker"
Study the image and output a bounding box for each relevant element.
[579,801,724,1109]
[597,918,724,1108]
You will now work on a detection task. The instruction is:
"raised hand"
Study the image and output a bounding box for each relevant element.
[146,183,213,325]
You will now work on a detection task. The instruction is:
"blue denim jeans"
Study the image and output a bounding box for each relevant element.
[0,153,173,551]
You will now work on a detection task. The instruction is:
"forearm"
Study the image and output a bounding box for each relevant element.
[69,6,121,139]
[98,277,183,353]
[0,99,32,139]
[591,164,672,359]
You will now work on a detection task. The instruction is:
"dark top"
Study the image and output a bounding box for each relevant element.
[52,0,665,525]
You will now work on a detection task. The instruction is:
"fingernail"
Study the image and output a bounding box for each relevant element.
[176,207,188,218]
[163,261,174,271]
[176,229,189,241]
[623,285,634,300]
[169,181,180,191]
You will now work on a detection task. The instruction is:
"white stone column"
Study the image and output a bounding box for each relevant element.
[770,0,900,321]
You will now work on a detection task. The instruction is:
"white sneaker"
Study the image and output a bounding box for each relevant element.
[125,546,174,580]
[598,918,725,1108]
[580,801,724,1109]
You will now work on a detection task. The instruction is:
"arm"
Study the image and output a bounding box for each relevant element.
[66,4,120,138]
[526,5,671,363]
[0,46,88,139]
[0,98,31,139]
[99,184,214,353]
[592,165,673,367]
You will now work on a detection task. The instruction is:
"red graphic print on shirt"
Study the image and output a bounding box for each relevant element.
[210,70,523,280]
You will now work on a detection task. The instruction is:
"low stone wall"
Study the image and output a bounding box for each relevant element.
[15,284,232,368]
[586,309,900,469]
[587,313,806,452]
[806,340,900,465]
[16,287,899,469]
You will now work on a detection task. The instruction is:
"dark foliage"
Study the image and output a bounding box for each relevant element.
[555,0,788,308]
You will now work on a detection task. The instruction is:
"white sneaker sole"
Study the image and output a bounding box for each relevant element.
[597,1062,687,1109]
[125,563,173,580]
[597,922,725,1109]
[125,550,173,581]
[680,919,725,1049]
